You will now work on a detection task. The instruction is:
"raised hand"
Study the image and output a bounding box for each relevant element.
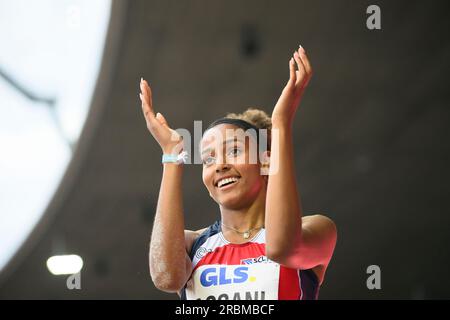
[139,78,183,154]
[271,45,312,127]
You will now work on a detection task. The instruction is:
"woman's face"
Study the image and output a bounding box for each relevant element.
[200,124,267,210]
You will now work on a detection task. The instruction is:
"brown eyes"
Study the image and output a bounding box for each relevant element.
[228,147,242,157]
[202,148,242,166]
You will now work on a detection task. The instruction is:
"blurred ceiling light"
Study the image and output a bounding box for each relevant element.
[46,255,83,275]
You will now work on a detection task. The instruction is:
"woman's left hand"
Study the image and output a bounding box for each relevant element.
[271,46,312,128]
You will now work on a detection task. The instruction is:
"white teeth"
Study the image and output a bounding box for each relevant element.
[217,177,239,188]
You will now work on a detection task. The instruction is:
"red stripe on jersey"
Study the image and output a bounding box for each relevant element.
[194,242,266,271]
[279,265,302,300]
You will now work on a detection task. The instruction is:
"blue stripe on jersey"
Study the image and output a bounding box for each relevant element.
[299,268,320,300]
[188,220,221,261]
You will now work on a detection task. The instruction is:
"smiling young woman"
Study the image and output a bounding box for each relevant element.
[140,46,337,300]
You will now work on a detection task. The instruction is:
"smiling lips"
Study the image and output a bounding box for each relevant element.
[216,176,240,188]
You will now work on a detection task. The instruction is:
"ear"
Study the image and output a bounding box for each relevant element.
[261,150,270,163]
[259,150,271,176]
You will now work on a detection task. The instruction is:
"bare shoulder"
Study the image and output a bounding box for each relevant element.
[302,214,336,229]
[302,213,333,223]
[184,228,208,253]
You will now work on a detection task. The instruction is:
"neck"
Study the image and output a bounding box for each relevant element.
[219,188,266,232]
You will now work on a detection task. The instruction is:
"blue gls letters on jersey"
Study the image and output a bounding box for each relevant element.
[200,266,248,287]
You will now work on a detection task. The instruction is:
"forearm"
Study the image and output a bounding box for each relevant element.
[149,163,187,291]
[265,124,303,259]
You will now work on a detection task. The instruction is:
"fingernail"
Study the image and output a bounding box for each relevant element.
[141,77,143,82]
[299,45,305,52]
[139,93,143,99]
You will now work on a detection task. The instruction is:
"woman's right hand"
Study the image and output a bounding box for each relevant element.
[139,78,183,154]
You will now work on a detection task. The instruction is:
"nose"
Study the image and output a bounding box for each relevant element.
[214,152,230,173]
[215,162,230,173]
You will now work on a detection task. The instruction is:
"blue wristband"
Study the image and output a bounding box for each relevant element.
[162,154,177,163]
[162,151,188,164]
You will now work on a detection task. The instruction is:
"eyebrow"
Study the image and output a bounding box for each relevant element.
[201,138,244,155]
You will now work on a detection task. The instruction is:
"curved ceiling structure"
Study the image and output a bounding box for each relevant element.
[0,0,449,299]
